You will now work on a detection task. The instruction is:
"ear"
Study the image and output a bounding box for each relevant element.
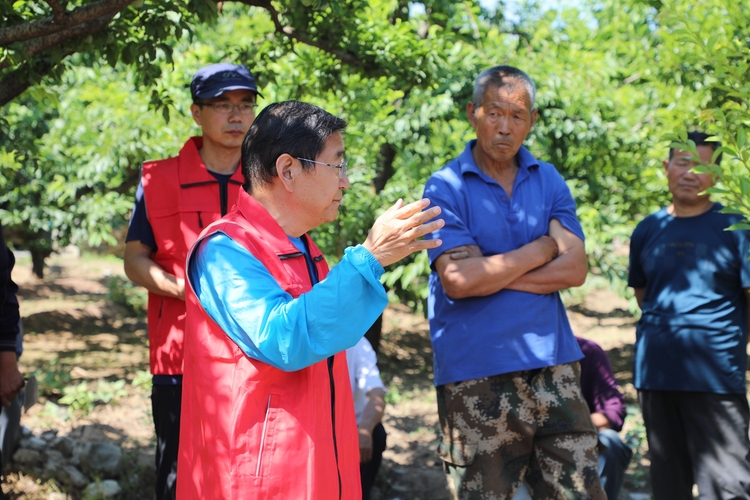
[530,108,538,128]
[663,158,670,172]
[276,153,297,192]
[467,101,477,129]
[190,103,202,127]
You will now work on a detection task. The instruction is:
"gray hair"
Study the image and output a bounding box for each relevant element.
[472,65,536,111]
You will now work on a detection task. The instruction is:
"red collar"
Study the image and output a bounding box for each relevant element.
[178,137,245,186]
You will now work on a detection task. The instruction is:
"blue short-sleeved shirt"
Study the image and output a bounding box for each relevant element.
[628,204,750,394]
[423,140,585,386]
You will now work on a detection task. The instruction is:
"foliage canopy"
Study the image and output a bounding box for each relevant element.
[1,0,748,310]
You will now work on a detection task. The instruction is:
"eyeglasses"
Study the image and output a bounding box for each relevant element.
[296,157,348,178]
[196,101,257,115]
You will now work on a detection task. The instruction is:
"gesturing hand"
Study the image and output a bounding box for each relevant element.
[363,198,443,267]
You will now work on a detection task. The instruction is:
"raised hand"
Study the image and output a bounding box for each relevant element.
[363,198,443,267]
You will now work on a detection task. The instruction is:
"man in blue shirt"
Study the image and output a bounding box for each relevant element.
[423,65,604,499]
[628,132,750,500]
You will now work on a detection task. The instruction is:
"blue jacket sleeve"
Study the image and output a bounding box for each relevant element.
[0,222,20,352]
[189,233,388,371]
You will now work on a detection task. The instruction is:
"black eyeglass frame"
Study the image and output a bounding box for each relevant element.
[195,101,258,114]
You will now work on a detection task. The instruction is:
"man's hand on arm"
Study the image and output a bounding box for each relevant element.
[363,198,444,267]
[504,219,587,295]
[0,351,24,407]
[435,236,558,299]
[358,387,386,464]
[124,241,185,300]
[590,412,612,431]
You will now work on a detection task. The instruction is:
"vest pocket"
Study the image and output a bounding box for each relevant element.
[236,393,280,478]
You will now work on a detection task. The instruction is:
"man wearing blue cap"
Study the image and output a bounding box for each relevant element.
[124,62,261,500]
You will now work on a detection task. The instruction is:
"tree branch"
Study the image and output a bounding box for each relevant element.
[231,0,366,68]
[0,51,73,106]
[0,14,113,72]
[45,0,67,23]
[0,0,132,47]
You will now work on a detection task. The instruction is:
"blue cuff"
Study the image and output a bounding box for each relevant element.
[346,245,385,280]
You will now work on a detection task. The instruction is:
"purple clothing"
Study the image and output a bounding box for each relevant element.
[577,336,626,432]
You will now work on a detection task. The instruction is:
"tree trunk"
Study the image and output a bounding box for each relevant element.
[364,314,383,355]
[372,143,397,194]
[30,248,46,279]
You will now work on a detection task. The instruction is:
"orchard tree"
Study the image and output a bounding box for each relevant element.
[0,0,481,278]
[3,0,724,317]
[657,0,750,225]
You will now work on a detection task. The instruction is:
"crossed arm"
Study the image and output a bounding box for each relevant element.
[434,219,587,299]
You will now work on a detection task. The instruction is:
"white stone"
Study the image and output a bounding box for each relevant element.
[40,429,59,442]
[60,465,89,489]
[84,480,121,498]
[12,448,43,466]
[51,436,75,457]
[630,494,651,500]
[24,436,47,451]
[80,442,123,478]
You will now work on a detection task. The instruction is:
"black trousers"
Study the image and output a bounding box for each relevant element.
[152,384,182,500]
[360,422,387,500]
[640,390,750,500]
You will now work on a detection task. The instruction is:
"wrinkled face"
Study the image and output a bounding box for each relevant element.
[296,131,350,227]
[191,89,256,150]
[665,145,716,205]
[467,82,537,165]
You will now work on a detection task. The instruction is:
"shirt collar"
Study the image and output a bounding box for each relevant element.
[458,140,540,177]
[178,136,245,186]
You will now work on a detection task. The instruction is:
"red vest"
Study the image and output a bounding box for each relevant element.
[177,190,361,500]
[141,137,244,375]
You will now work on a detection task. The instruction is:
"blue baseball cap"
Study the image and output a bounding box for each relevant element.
[190,63,262,101]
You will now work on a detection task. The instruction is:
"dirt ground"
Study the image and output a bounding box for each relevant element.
[3,250,648,500]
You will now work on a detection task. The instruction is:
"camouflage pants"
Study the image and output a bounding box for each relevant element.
[436,362,606,500]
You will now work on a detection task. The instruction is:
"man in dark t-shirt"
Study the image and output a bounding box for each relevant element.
[124,63,260,500]
[628,132,750,500]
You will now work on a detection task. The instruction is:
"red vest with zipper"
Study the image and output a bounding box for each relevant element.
[176,190,361,500]
[141,137,245,375]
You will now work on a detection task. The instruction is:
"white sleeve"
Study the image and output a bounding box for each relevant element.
[346,337,386,423]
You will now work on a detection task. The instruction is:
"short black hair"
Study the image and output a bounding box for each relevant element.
[242,101,347,190]
[669,131,723,165]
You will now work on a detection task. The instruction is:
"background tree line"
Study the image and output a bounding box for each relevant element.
[1,0,747,310]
